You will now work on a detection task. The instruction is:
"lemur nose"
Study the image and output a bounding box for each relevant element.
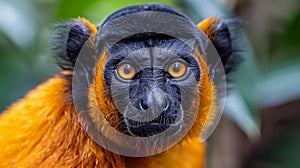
[138,89,169,111]
[139,98,150,111]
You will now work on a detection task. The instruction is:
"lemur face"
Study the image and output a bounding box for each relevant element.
[103,33,201,137]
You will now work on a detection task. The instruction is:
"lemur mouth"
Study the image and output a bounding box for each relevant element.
[123,108,182,137]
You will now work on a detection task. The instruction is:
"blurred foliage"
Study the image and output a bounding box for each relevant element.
[0,0,59,111]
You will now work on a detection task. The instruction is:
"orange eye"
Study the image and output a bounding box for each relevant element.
[167,61,187,78]
[117,63,136,80]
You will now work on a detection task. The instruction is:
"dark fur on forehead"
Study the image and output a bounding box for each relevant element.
[102,3,190,25]
[95,4,200,57]
[108,32,193,57]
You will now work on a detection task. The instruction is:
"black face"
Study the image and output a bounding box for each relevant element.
[104,33,200,137]
[126,67,181,136]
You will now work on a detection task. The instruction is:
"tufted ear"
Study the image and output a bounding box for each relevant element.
[51,18,97,70]
[197,17,243,75]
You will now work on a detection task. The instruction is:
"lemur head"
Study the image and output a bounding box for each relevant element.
[52,3,242,156]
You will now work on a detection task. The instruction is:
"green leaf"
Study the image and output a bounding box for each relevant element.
[225,91,260,139]
[256,60,300,107]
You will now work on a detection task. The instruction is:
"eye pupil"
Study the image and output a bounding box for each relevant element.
[123,65,131,74]
[172,63,180,73]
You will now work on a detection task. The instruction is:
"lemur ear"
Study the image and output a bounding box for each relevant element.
[197,17,243,74]
[52,18,97,70]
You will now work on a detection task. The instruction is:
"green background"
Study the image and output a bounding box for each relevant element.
[1,0,300,167]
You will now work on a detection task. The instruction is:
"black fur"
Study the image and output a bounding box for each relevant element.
[102,3,190,25]
[51,20,93,70]
[209,19,244,75]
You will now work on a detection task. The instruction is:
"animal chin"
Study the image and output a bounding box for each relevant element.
[122,108,183,137]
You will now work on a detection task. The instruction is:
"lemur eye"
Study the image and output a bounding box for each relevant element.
[117,63,136,80]
[167,61,187,78]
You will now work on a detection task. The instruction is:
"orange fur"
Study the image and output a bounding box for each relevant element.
[197,17,219,40]
[0,17,219,167]
[0,75,125,167]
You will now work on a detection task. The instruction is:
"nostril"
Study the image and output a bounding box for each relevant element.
[139,99,150,111]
